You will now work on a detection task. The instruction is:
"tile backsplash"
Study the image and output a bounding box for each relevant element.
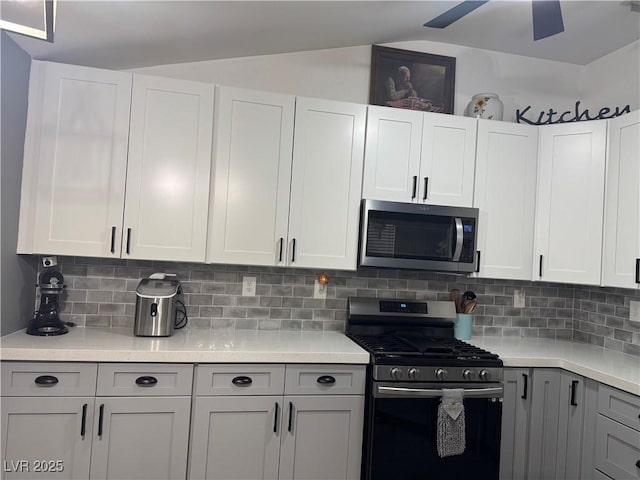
[41,257,640,357]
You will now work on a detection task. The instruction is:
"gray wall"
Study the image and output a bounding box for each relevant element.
[49,256,639,357]
[1,33,37,335]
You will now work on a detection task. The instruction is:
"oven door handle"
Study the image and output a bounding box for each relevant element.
[375,385,503,398]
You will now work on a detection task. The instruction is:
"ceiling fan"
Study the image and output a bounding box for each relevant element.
[423,0,565,41]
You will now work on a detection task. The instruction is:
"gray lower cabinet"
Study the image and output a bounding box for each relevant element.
[189,364,365,480]
[594,385,640,480]
[1,397,95,479]
[278,395,363,480]
[89,397,192,480]
[500,368,531,480]
[555,371,586,480]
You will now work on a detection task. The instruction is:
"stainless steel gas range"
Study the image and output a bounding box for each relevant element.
[346,297,504,480]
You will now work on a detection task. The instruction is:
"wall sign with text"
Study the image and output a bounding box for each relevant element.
[516,101,631,125]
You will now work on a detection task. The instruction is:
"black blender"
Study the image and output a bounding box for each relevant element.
[26,269,69,336]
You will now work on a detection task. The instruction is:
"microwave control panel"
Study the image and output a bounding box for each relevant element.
[460,219,476,263]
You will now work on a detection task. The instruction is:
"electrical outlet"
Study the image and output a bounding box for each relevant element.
[42,256,57,268]
[242,276,256,297]
[314,279,327,299]
[514,290,525,308]
[630,300,640,322]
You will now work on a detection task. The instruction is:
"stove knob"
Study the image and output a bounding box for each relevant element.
[390,368,403,380]
[479,369,490,381]
[435,368,448,381]
[463,369,475,380]
[408,368,420,380]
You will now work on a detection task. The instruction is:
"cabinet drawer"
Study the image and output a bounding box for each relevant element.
[97,364,193,396]
[195,364,285,396]
[1,362,97,396]
[285,364,366,395]
[595,414,640,480]
[598,384,640,432]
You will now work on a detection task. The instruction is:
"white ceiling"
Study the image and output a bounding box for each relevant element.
[6,1,640,69]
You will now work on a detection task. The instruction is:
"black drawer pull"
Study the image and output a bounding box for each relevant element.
[34,375,59,386]
[232,376,253,386]
[317,375,336,385]
[135,376,158,386]
[288,402,293,432]
[81,403,87,437]
[636,460,640,469]
[521,373,528,400]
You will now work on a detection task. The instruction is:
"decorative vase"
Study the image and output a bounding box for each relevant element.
[464,93,504,120]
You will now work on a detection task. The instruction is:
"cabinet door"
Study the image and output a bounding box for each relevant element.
[556,372,586,480]
[123,75,214,262]
[189,396,281,480]
[90,397,191,480]
[534,121,607,285]
[288,97,366,270]
[1,397,94,479]
[362,105,423,202]
[595,414,640,480]
[207,87,295,266]
[602,110,640,289]
[17,61,132,257]
[527,369,562,480]
[500,368,531,480]
[279,395,364,480]
[474,120,538,280]
[419,112,477,207]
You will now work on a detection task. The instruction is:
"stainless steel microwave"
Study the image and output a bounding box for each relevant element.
[359,199,479,273]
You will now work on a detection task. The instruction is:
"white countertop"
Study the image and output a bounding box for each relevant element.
[0,327,370,364]
[1,328,638,395]
[470,337,640,395]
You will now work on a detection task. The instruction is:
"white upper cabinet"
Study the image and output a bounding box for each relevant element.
[123,75,214,262]
[287,97,366,270]
[17,61,132,257]
[602,110,640,289]
[473,120,538,280]
[362,105,476,206]
[207,86,295,266]
[420,112,477,207]
[362,106,423,202]
[534,120,608,285]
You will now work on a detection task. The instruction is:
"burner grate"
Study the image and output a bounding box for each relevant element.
[348,334,418,355]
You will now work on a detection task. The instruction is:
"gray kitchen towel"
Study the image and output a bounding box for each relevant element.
[437,388,466,457]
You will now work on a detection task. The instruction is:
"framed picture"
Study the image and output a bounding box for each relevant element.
[369,45,456,114]
[0,0,55,42]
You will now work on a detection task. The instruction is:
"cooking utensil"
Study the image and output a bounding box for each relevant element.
[461,291,476,313]
[463,299,477,314]
[449,289,461,313]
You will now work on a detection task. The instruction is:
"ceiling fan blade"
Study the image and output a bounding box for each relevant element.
[532,0,565,40]
[423,1,489,28]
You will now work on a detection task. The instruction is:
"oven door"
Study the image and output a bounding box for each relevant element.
[364,382,503,480]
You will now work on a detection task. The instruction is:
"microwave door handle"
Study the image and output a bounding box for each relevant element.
[452,217,463,261]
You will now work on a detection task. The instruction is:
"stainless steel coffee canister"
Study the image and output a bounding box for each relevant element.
[134,277,181,337]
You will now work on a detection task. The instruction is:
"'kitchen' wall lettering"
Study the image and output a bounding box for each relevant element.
[516,101,631,125]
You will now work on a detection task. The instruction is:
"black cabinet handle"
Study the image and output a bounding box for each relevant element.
[636,258,640,284]
[135,376,158,387]
[34,375,59,386]
[273,402,279,433]
[291,239,296,263]
[110,226,116,254]
[636,460,640,468]
[411,176,417,199]
[231,376,253,386]
[317,375,336,385]
[423,177,429,200]
[476,251,481,273]
[126,228,131,254]
[539,255,543,277]
[521,373,528,400]
[278,238,284,262]
[98,404,104,437]
[81,403,87,437]
[570,380,579,406]
[287,402,293,432]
